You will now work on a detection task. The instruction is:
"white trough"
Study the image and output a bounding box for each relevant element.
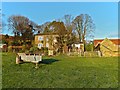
[16,53,42,68]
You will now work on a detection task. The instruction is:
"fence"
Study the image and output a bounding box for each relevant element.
[84,51,100,57]
[68,51,100,57]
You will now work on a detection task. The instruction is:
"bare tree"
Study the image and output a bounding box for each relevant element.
[0,9,1,28]
[62,15,76,46]
[8,15,37,44]
[72,14,95,44]
[36,22,51,34]
[0,12,6,34]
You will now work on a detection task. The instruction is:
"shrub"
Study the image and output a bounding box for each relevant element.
[29,46,39,53]
[53,50,57,55]
[39,47,48,55]
[85,43,93,51]
[25,50,30,54]
[8,46,12,52]
[11,41,20,46]
[43,47,48,55]
[22,45,26,52]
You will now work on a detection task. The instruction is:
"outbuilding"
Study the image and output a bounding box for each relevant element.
[94,38,120,57]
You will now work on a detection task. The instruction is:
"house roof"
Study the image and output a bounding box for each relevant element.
[94,38,120,46]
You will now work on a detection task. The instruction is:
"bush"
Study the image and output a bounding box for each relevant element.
[11,41,20,46]
[8,46,12,52]
[85,43,93,51]
[25,50,30,54]
[53,50,57,55]
[22,45,26,52]
[43,47,48,55]
[29,46,39,53]
[39,47,48,55]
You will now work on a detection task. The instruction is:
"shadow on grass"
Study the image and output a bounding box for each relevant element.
[40,58,59,64]
[18,58,59,66]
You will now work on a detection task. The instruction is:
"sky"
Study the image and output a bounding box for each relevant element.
[2,0,119,2]
[2,2,118,39]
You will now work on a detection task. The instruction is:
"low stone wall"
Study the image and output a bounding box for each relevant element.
[67,51,119,57]
[84,51,99,57]
[68,51,99,57]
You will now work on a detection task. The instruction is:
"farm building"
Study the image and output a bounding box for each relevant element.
[72,42,84,52]
[94,38,120,57]
[35,33,58,49]
[35,33,84,55]
[35,33,59,55]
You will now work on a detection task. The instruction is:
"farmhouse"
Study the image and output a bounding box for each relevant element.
[94,38,120,57]
[35,33,58,49]
[35,33,59,55]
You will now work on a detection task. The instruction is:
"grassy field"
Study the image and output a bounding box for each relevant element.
[2,52,118,88]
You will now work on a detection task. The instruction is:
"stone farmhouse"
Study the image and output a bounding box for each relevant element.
[34,33,84,55]
[35,33,58,49]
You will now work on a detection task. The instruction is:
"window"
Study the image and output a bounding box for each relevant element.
[38,43,43,48]
[38,36,43,41]
[46,43,49,48]
[54,38,57,42]
[46,37,49,41]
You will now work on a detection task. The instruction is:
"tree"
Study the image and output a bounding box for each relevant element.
[0,13,6,34]
[0,9,2,33]
[39,22,51,33]
[85,41,94,51]
[72,14,95,51]
[62,15,76,46]
[8,15,37,45]
[4,34,9,39]
[47,21,67,53]
[1,34,9,45]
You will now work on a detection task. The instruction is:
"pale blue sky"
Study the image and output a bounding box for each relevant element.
[2,0,119,2]
[2,2,118,39]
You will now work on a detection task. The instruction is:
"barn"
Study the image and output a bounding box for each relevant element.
[94,38,120,57]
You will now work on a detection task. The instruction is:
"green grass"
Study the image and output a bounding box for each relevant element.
[2,52,118,88]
